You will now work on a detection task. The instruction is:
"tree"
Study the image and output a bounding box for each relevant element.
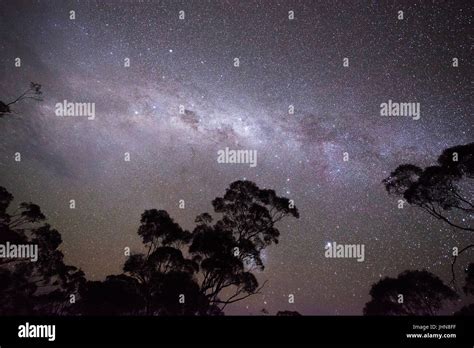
[383,143,473,286]
[462,263,474,296]
[363,270,458,315]
[0,186,85,315]
[454,263,474,315]
[190,180,299,312]
[0,82,43,117]
[383,143,473,232]
[121,209,207,315]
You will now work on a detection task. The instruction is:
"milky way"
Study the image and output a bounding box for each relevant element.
[0,0,472,314]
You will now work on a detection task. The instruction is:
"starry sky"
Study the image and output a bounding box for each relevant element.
[0,0,472,315]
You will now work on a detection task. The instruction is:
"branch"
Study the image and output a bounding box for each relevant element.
[421,204,474,232]
[6,88,32,106]
[215,280,268,310]
[453,191,474,209]
[450,244,474,289]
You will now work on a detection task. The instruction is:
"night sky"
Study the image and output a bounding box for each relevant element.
[0,0,472,315]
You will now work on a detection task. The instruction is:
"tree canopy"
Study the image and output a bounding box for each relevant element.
[363,270,458,315]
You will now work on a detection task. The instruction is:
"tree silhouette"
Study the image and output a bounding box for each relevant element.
[363,270,458,315]
[0,82,43,117]
[462,263,474,296]
[118,209,207,315]
[383,143,473,285]
[454,263,474,315]
[190,180,299,312]
[383,143,473,232]
[0,186,85,315]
